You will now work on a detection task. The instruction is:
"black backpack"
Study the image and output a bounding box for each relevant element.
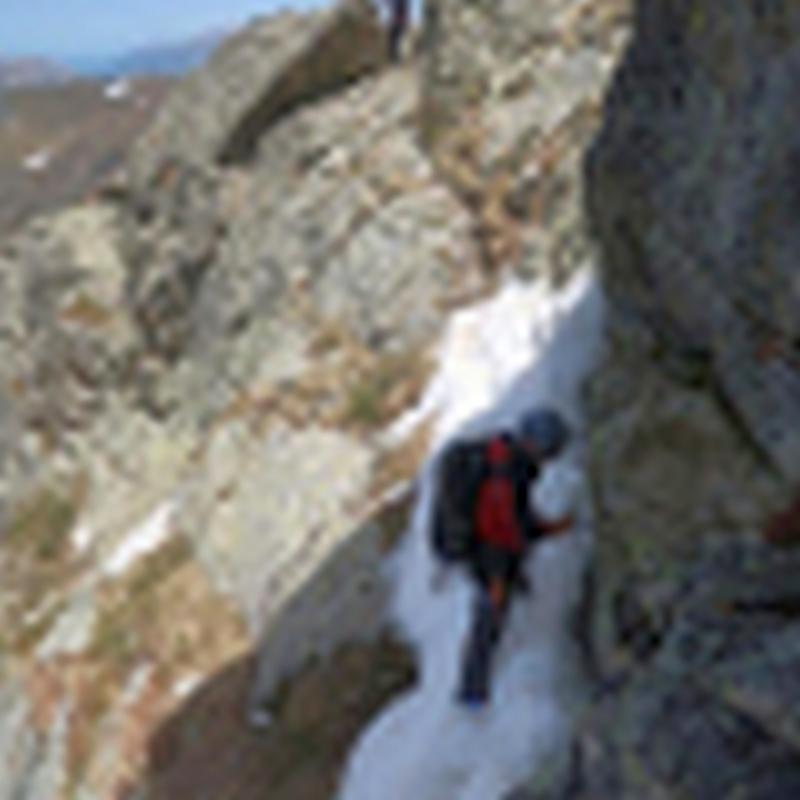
[431,439,491,562]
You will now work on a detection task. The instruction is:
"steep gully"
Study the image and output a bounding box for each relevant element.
[340,267,605,800]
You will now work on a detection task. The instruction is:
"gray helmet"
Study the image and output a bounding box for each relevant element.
[518,407,571,458]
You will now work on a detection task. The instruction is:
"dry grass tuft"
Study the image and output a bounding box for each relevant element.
[59,293,116,328]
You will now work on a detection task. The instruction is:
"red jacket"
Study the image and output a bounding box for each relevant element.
[474,438,526,554]
[473,436,572,554]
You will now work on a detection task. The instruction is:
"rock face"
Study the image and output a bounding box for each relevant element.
[7,0,798,797]
[0,4,424,796]
[140,66,481,431]
[587,0,800,478]
[130,0,386,177]
[421,0,630,273]
[0,205,137,505]
[577,1,800,796]
[181,422,373,632]
[0,0,634,795]
[567,545,800,800]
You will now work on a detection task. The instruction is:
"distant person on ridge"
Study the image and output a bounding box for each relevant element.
[431,408,574,707]
[385,0,410,62]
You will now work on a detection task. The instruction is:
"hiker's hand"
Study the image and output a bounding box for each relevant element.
[538,514,575,537]
[488,577,508,610]
[430,564,450,593]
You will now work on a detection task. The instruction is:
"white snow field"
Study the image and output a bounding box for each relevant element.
[339,267,606,800]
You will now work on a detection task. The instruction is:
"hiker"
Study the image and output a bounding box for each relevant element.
[430,408,574,706]
[385,0,410,62]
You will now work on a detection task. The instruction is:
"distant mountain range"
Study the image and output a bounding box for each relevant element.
[0,57,74,88]
[1,29,233,87]
[69,30,232,78]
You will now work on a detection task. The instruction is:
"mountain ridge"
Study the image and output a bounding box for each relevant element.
[66,29,233,77]
[1,28,233,84]
[0,57,74,88]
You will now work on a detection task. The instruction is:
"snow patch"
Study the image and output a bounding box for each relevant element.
[104,79,132,102]
[122,663,156,706]
[22,148,52,173]
[339,269,605,800]
[173,674,204,700]
[102,501,177,578]
[248,707,275,731]
[71,520,95,554]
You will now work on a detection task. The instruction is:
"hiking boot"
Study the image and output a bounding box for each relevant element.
[457,687,489,710]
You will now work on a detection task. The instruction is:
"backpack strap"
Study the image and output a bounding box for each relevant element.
[474,437,525,554]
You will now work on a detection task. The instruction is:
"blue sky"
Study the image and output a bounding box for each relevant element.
[1,0,332,59]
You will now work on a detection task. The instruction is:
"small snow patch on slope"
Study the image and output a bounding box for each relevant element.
[71,520,95,554]
[340,269,604,800]
[22,148,52,173]
[104,79,132,102]
[102,501,177,578]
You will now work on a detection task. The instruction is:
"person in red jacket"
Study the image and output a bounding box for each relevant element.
[432,408,574,706]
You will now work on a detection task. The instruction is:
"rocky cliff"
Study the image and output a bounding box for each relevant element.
[421,0,629,275]
[0,0,625,792]
[573,1,800,797]
[2,0,797,798]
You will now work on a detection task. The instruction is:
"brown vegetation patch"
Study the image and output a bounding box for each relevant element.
[212,335,433,443]
[426,80,605,276]
[87,536,247,681]
[4,477,85,562]
[1,473,89,638]
[0,79,173,236]
[371,420,433,499]
[278,285,435,434]
[24,660,67,733]
[59,292,116,329]
[143,636,415,800]
[60,538,250,792]
[373,491,416,554]
[337,348,434,432]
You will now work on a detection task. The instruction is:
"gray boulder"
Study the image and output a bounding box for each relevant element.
[118,0,388,384]
[133,66,482,431]
[586,0,800,478]
[571,544,800,800]
[129,0,386,180]
[576,0,800,796]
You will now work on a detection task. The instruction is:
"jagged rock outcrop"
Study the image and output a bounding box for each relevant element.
[575,1,800,796]
[16,0,800,797]
[138,66,482,431]
[0,205,138,504]
[587,0,800,479]
[0,1,464,794]
[129,0,385,178]
[576,545,800,799]
[420,0,630,273]
[0,0,633,790]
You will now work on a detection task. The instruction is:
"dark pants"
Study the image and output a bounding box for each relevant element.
[458,545,524,704]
